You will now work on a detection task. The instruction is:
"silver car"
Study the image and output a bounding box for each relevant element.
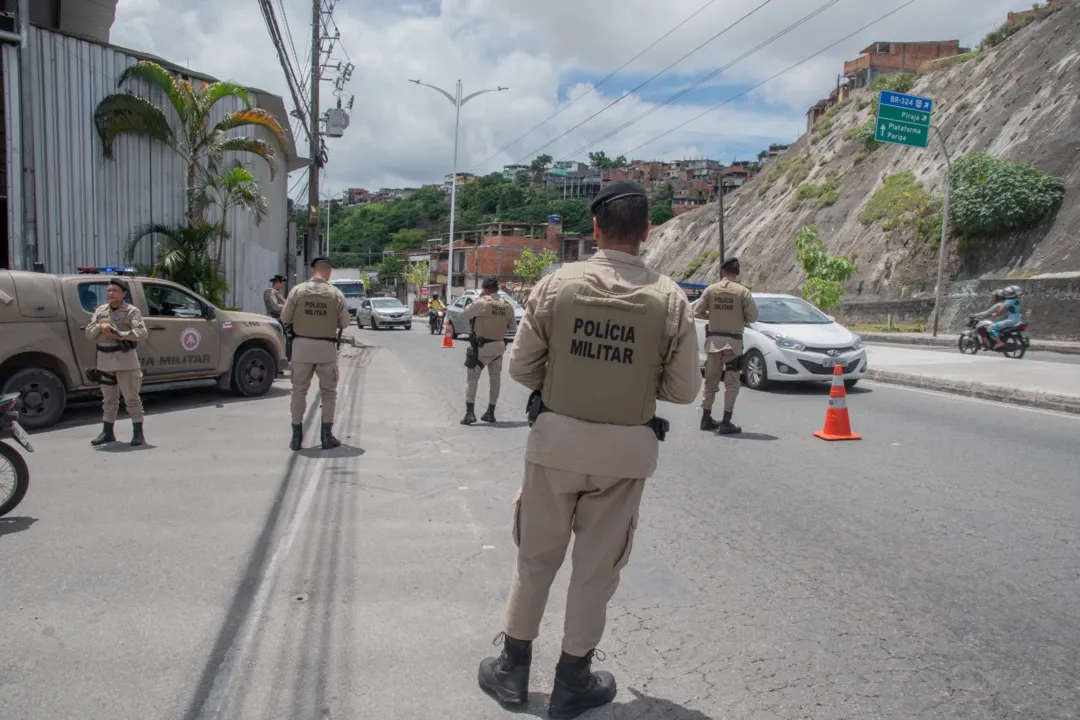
[445,290,523,343]
[356,296,412,330]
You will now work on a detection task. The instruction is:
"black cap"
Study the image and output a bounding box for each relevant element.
[270,274,286,282]
[721,256,740,274]
[108,277,129,292]
[310,256,332,268]
[481,277,499,290]
[590,180,649,213]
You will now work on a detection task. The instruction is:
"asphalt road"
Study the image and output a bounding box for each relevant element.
[2,322,1078,720]
[867,341,1080,366]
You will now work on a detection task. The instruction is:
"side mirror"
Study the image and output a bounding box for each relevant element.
[205,304,217,319]
[825,314,834,321]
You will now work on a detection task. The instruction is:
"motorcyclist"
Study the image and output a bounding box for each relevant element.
[988,286,1023,350]
[972,288,1006,346]
[429,293,446,331]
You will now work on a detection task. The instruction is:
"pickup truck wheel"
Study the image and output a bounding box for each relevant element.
[231,347,275,398]
[2,368,67,430]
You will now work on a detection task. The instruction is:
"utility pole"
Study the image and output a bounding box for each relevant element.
[306,0,321,273]
[930,125,953,338]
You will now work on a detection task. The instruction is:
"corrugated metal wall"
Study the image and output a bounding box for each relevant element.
[3,26,288,312]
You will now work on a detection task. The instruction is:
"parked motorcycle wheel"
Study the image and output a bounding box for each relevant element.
[0,442,30,518]
[958,333,979,354]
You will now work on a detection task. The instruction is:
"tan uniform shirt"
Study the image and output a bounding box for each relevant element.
[85,302,148,372]
[280,278,350,364]
[508,249,702,479]
[694,278,759,354]
[264,287,286,317]
[463,293,518,363]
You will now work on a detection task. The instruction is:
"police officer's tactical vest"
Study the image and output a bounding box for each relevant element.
[93,303,141,344]
[472,296,513,340]
[707,279,748,336]
[291,281,340,339]
[541,262,671,426]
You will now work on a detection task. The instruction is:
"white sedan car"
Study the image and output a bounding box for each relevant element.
[690,293,868,390]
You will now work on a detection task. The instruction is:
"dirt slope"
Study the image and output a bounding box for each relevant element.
[643,1,1080,298]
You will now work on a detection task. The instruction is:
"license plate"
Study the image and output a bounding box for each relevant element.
[821,357,837,367]
[8,421,33,452]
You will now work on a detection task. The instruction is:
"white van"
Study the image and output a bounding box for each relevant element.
[330,278,367,317]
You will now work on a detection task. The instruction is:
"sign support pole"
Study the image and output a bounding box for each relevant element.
[930,124,952,338]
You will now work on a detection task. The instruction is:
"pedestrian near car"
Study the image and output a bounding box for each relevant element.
[280,256,350,451]
[85,278,149,447]
[460,277,517,425]
[264,275,287,318]
[694,256,758,434]
[477,180,701,718]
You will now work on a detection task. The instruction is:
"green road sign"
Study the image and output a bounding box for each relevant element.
[876,104,931,126]
[874,119,929,148]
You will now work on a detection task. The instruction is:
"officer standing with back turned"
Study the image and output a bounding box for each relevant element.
[460,277,517,425]
[85,277,148,447]
[476,181,701,718]
[694,256,758,434]
[280,256,350,451]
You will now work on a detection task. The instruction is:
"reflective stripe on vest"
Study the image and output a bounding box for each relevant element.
[291,281,340,339]
[540,262,671,426]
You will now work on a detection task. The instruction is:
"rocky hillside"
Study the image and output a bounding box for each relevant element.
[643,1,1080,301]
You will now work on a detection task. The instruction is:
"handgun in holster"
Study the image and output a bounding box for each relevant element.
[86,367,118,386]
[526,390,543,426]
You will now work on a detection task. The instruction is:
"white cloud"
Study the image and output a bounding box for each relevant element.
[110,0,1021,196]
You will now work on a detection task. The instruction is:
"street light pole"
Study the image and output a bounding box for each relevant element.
[410,78,507,305]
[930,124,953,338]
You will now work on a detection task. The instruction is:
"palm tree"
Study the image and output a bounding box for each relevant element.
[197,161,268,277]
[126,222,229,306]
[94,60,286,226]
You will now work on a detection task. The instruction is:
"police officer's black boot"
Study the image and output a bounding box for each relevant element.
[461,402,477,425]
[715,410,742,435]
[477,633,531,706]
[130,422,146,447]
[321,423,341,449]
[481,404,496,423]
[700,409,720,431]
[548,649,617,719]
[91,422,116,446]
[289,424,303,451]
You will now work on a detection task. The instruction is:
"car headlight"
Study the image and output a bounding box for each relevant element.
[270,320,284,335]
[852,334,864,349]
[761,330,806,352]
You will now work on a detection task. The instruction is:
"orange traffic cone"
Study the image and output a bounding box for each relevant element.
[813,364,861,441]
[441,320,455,349]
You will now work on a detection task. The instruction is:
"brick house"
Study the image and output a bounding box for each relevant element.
[1008,0,1065,24]
[842,40,963,88]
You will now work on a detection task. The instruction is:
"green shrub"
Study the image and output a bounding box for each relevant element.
[795,224,857,310]
[859,173,941,239]
[949,152,1066,238]
[792,170,842,208]
[870,72,916,94]
[981,14,1036,48]
[816,189,840,208]
[680,250,717,281]
[784,155,814,186]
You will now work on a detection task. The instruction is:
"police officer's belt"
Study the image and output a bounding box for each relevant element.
[292,332,337,343]
[532,400,669,441]
[475,337,499,346]
[97,342,134,353]
[705,330,743,340]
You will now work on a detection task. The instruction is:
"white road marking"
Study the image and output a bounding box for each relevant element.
[862,380,1080,420]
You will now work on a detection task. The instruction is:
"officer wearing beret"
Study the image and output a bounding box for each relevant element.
[460,276,517,425]
[477,180,701,717]
[280,256,350,450]
[694,255,758,434]
[264,275,287,319]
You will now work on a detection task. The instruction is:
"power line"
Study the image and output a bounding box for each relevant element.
[619,0,920,158]
[565,0,842,160]
[467,0,721,174]
[509,0,776,166]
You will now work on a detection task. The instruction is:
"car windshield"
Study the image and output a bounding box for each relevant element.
[372,298,403,308]
[755,297,832,324]
[335,282,365,298]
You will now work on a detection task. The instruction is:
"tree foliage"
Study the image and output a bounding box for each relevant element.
[514,248,559,282]
[794,224,857,311]
[950,152,1065,238]
[403,262,430,292]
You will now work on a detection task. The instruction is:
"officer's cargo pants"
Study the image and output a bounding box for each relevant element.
[291,361,338,424]
[503,461,645,657]
[703,349,741,412]
[101,369,144,423]
[466,342,504,405]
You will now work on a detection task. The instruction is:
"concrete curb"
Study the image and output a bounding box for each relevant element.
[860,332,1080,355]
[866,369,1080,415]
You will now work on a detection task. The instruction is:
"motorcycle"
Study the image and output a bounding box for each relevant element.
[958,316,1030,359]
[429,307,446,335]
[0,392,33,518]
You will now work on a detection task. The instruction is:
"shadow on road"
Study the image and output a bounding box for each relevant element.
[717,431,779,441]
[93,442,158,453]
[295,444,366,459]
[495,686,716,718]
[475,421,531,429]
[762,382,873,397]
[0,516,38,537]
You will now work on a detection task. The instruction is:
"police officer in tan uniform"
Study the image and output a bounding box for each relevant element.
[85,278,149,447]
[694,256,758,434]
[264,275,287,318]
[280,256,350,450]
[460,277,517,425]
[477,181,701,718]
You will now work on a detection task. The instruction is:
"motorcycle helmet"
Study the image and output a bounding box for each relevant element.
[1004,286,1019,299]
[992,288,1006,301]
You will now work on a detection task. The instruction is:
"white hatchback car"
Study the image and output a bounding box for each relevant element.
[690,293,868,390]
